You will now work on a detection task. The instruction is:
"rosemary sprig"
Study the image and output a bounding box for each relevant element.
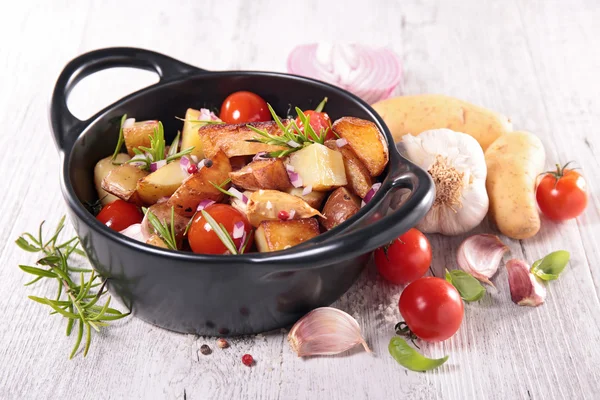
[126,122,194,170]
[167,131,181,158]
[200,210,238,254]
[111,114,127,164]
[15,217,129,359]
[209,177,234,197]
[143,206,178,250]
[175,116,225,126]
[314,97,328,113]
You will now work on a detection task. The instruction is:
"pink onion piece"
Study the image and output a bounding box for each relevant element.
[197,159,206,171]
[123,118,136,129]
[150,159,167,172]
[361,183,382,207]
[286,167,303,188]
[288,209,296,220]
[232,221,245,239]
[287,140,301,148]
[237,231,247,253]
[180,156,191,175]
[287,43,402,104]
[302,185,313,196]
[457,235,509,286]
[229,187,248,204]
[336,138,348,147]
[253,152,269,162]
[157,196,170,204]
[197,199,216,211]
[119,223,147,242]
[506,259,546,307]
[285,164,295,172]
[199,108,221,122]
[191,155,199,164]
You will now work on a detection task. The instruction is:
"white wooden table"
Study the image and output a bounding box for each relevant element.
[1,1,599,399]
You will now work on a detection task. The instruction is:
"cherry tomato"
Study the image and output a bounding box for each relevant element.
[188,204,253,254]
[536,163,588,221]
[96,199,143,232]
[295,110,334,141]
[220,91,271,124]
[399,277,464,342]
[374,228,432,285]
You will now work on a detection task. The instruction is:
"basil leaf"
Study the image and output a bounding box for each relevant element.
[388,337,448,372]
[445,269,486,302]
[530,250,570,281]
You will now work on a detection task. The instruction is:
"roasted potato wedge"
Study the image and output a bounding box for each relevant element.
[325,140,373,198]
[286,188,327,209]
[146,234,169,249]
[167,151,232,217]
[288,143,347,191]
[255,218,320,252]
[101,164,148,205]
[123,120,159,156]
[199,121,287,158]
[319,187,361,231]
[142,202,191,244]
[94,154,131,205]
[246,189,324,227]
[332,117,389,177]
[136,161,188,205]
[180,108,205,159]
[230,158,292,191]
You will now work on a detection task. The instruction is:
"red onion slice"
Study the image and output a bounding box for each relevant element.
[286,165,303,188]
[288,209,296,220]
[197,159,206,171]
[336,138,348,147]
[302,185,313,196]
[287,43,402,104]
[253,152,269,161]
[157,196,170,204]
[232,221,245,239]
[197,199,216,211]
[150,159,167,172]
[191,155,199,164]
[361,183,382,207]
[229,187,248,204]
[237,231,247,253]
[287,140,301,148]
[119,223,147,242]
[123,118,136,129]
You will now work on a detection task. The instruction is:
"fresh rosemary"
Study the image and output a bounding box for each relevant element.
[175,116,225,126]
[15,216,129,359]
[143,206,178,250]
[200,210,251,255]
[111,114,128,164]
[209,177,234,197]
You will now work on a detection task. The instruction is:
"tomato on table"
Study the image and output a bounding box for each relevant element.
[220,91,271,124]
[188,204,253,255]
[536,163,588,221]
[374,228,432,285]
[399,277,464,342]
[295,98,334,141]
[96,199,143,232]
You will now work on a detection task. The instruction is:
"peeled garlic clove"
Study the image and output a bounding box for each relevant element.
[506,259,546,307]
[288,307,371,357]
[457,234,509,286]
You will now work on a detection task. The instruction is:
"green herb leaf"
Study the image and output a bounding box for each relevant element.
[144,207,178,250]
[530,250,570,281]
[167,131,181,158]
[314,97,328,113]
[200,210,238,255]
[19,265,57,278]
[445,269,486,302]
[111,114,127,163]
[209,178,235,197]
[15,237,40,252]
[388,337,449,372]
[175,116,225,126]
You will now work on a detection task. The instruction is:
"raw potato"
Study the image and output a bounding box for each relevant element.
[288,143,347,191]
[325,140,373,198]
[199,121,287,158]
[246,190,324,227]
[255,219,320,252]
[372,94,513,151]
[319,187,361,231]
[286,187,327,209]
[180,108,205,159]
[229,158,292,191]
[136,161,188,205]
[146,234,169,249]
[123,120,159,156]
[332,117,389,177]
[167,151,232,217]
[94,154,131,204]
[101,164,149,205]
[485,131,545,239]
[142,202,191,244]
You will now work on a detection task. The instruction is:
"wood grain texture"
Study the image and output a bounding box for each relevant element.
[1,0,600,399]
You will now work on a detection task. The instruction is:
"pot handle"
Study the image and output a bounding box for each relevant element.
[50,47,205,152]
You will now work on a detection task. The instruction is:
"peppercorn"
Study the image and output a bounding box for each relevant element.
[216,338,229,349]
[187,164,198,174]
[241,354,254,366]
[204,159,213,168]
[278,210,289,220]
[200,344,212,355]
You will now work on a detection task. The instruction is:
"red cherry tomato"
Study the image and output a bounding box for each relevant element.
[188,204,253,255]
[536,163,588,221]
[220,91,271,124]
[399,277,464,342]
[374,228,432,285]
[295,110,334,141]
[96,199,143,232]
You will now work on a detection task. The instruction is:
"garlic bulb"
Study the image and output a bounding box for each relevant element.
[400,129,489,235]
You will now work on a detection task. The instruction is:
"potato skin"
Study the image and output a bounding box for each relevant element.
[372,94,512,151]
[324,140,373,198]
[485,131,545,239]
[141,202,191,244]
[255,218,320,252]
[229,158,292,191]
[123,120,159,156]
[94,154,131,205]
[101,164,148,205]
[136,161,188,205]
[319,187,361,231]
[199,121,287,158]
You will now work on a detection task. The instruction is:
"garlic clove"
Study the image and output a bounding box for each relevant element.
[457,234,509,286]
[288,307,371,357]
[506,259,546,307]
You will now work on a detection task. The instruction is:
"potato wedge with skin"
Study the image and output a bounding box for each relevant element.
[141,202,191,243]
[319,187,361,231]
[146,234,169,249]
[286,187,327,209]
[255,218,320,252]
[180,108,205,159]
[123,120,159,156]
[288,143,347,191]
[325,140,373,198]
[94,154,131,205]
[101,164,148,205]
[332,117,389,177]
[136,161,188,205]
[246,189,324,227]
[167,151,232,217]
[199,121,287,158]
[230,158,292,191]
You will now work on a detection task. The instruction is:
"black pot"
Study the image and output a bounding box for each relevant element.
[50,47,434,336]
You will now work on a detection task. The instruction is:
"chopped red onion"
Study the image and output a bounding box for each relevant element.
[285,164,295,172]
[197,159,206,171]
[302,185,313,195]
[197,199,216,211]
[336,138,348,147]
[229,187,248,204]
[123,118,136,129]
[180,156,191,175]
[287,140,301,148]
[287,170,303,188]
[237,231,247,253]
[288,209,296,220]
[361,182,382,207]
[232,221,245,239]
[150,159,167,172]
[191,155,199,164]
[119,223,146,242]
[253,152,269,161]
[157,196,170,204]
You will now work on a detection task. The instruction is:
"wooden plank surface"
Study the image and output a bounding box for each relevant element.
[1,1,599,399]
